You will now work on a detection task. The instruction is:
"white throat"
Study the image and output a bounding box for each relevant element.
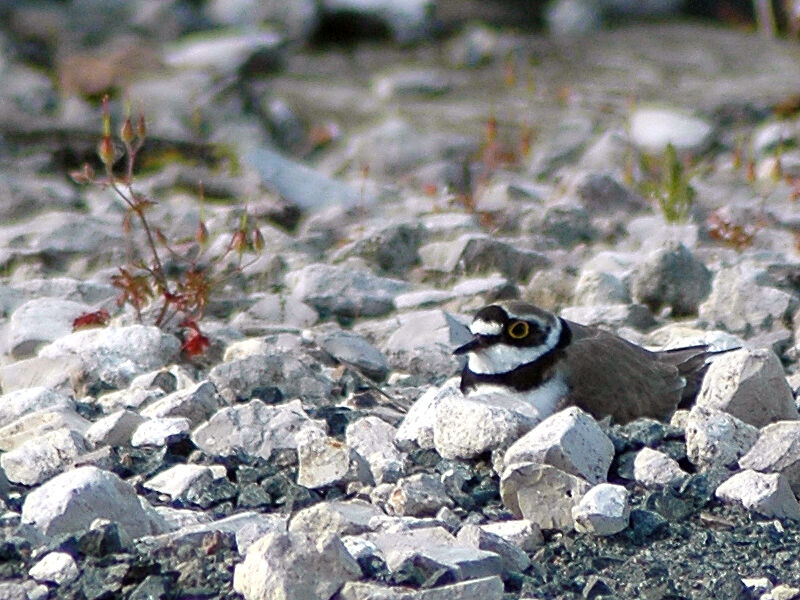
[465,378,567,423]
[466,318,562,375]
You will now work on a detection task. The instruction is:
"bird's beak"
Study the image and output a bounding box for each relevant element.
[453,335,485,355]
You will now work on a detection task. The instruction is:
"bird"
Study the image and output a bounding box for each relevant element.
[454,301,727,425]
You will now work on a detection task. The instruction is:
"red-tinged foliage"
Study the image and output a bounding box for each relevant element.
[707,210,761,251]
[72,309,110,331]
[180,318,210,356]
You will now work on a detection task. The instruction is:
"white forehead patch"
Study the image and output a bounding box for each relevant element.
[470,319,503,336]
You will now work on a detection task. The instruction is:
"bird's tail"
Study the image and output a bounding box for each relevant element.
[656,345,737,409]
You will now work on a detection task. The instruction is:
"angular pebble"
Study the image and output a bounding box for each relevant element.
[317,329,390,381]
[0,386,74,426]
[338,576,504,600]
[7,297,90,359]
[289,500,383,538]
[456,524,530,574]
[21,466,170,538]
[85,409,146,447]
[131,417,191,447]
[502,407,614,484]
[633,447,686,488]
[28,551,79,585]
[1,428,92,485]
[685,405,759,470]
[500,463,590,529]
[297,433,372,489]
[388,473,454,517]
[233,531,361,600]
[715,470,800,520]
[739,421,800,495]
[696,348,798,428]
[479,520,544,552]
[0,407,91,451]
[143,464,215,499]
[193,399,326,458]
[572,483,631,536]
[38,325,181,392]
[383,311,469,378]
[346,416,405,483]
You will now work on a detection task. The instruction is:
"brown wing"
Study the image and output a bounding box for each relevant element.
[556,321,684,424]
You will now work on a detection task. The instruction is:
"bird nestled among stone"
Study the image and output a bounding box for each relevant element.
[454,301,728,425]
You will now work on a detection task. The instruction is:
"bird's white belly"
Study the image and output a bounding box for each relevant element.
[466,377,568,422]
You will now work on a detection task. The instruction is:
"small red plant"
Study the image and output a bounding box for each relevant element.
[70,96,264,355]
[73,309,111,331]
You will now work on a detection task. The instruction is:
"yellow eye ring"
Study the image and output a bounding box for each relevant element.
[507,321,529,339]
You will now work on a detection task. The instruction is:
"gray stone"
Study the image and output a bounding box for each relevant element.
[388,473,454,517]
[164,29,284,74]
[396,382,454,451]
[143,464,216,500]
[0,386,74,426]
[479,520,544,553]
[633,447,687,488]
[233,530,360,600]
[231,294,319,335]
[0,408,91,452]
[715,470,800,520]
[192,399,326,459]
[529,112,595,176]
[297,432,372,489]
[434,391,539,460]
[86,410,145,447]
[573,172,648,215]
[95,387,165,414]
[289,500,383,538]
[0,582,29,600]
[394,289,456,310]
[525,201,595,248]
[38,325,181,393]
[131,417,191,447]
[346,416,405,483]
[317,329,390,381]
[739,421,800,495]
[287,262,409,318]
[383,310,470,378]
[360,526,502,581]
[629,242,712,316]
[0,355,84,395]
[140,380,222,427]
[503,407,614,485]
[625,215,700,252]
[338,577,504,600]
[629,106,714,155]
[208,352,333,403]
[419,233,549,282]
[573,270,631,306]
[696,348,798,428]
[28,552,79,585]
[1,428,92,485]
[699,264,796,335]
[7,298,90,358]
[685,406,759,470]
[332,222,425,275]
[559,303,656,331]
[571,483,631,536]
[337,117,476,177]
[500,463,590,529]
[456,524,530,574]
[451,274,511,299]
[21,466,170,539]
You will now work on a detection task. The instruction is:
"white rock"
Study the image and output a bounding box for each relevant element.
[21,466,170,538]
[629,106,714,154]
[696,348,798,428]
[573,270,630,306]
[0,386,74,427]
[456,524,530,573]
[28,551,79,585]
[572,483,630,536]
[479,520,544,553]
[685,405,759,469]
[1,428,92,485]
[345,416,405,483]
[143,464,214,499]
[297,433,372,489]
[8,298,90,358]
[140,380,221,427]
[131,417,191,447]
[192,399,327,459]
[387,473,454,517]
[715,470,800,520]
[739,421,800,495]
[633,447,686,488]
[396,382,453,451]
[85,409,145,447]
[503,407,614,484]
[434,390,539,460]
[500,462,590,529]
[39,325,181,391]
[338,577,504,600]
[289,500,383,538]
[0,407,91,452]
[233,531,361,600]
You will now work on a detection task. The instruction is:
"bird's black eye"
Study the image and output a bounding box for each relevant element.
[507,320,529,339]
